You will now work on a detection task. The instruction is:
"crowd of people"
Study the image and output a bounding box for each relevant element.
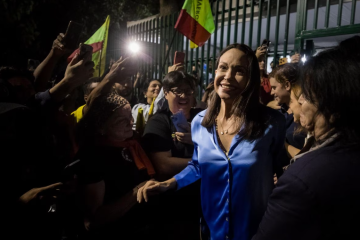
[1,32,360,240]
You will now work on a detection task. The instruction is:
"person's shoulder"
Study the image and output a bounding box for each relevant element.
[192,109,207,123]
[286,142,360,187]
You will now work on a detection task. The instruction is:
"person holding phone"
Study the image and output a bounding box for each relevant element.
[138,44,286,240]
[141,71,202,240]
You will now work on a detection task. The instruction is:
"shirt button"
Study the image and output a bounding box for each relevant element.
[226,217,229,221]
[226,236,229,239]
[227,179,229,182]
[227,198,229,203]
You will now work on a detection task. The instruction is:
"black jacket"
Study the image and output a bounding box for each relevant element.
[252,139,360,240]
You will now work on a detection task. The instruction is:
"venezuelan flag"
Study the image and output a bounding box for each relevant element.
[68,16,110,77]
[175,0,215,49]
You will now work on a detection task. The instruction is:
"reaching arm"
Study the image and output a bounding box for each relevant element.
[285,142,301,158]
[149,151,190,181]
[33,33,71,92]
[81,180,146,230]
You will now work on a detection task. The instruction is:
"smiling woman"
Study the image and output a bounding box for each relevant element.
[137,44,287,240]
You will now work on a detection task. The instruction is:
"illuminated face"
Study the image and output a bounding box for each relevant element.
[145,80,162,101]
[214,48,248,103]
[270,77,291,105]
[164,83,194,116]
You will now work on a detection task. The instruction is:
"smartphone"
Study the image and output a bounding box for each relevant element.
[174,51,185,65]
[78,43,93,59]
[63,21,83,50]
[171,110,189,132]
[61,159,81,183]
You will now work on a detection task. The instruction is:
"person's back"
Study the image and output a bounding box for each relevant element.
[255,139,360,240]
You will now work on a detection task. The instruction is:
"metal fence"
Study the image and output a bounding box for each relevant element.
[108,0,359,97]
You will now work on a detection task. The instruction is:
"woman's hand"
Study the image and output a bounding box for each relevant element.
[64,51,94,86]
[137,178,177,203]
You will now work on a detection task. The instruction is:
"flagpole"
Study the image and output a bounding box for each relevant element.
[161,31,177,75]
[98,49,102,77]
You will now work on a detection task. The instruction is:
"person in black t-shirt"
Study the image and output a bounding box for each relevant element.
[141,71,201,240]
[75,57,155,240]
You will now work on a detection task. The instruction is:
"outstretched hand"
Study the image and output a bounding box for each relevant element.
[64,50,95,87]
[52,33,72,58]
[137,179,176,203]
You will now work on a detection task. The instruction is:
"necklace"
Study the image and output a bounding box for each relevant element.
[216,118,231,135]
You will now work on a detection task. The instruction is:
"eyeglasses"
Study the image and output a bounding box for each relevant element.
[169,88,194,96]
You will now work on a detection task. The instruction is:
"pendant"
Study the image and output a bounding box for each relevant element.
[225,130,228,134]
[220,131,224,135]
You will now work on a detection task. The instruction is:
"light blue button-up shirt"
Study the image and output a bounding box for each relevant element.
[174,108,286,240]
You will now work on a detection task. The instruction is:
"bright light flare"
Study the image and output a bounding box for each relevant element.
[301,55,307,63]
[129,42,140,54]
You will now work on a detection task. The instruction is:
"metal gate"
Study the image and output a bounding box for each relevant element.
[115,0,359,96]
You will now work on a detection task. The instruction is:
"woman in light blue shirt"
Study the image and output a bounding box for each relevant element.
[137,44,286,240]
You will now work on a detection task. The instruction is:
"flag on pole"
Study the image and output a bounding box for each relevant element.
[68,16,110,77]
[174,0,215,49]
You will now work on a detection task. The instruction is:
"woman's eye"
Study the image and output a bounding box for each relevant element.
[219,65,227,70]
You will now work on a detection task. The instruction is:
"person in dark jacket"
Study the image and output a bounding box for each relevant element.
[252,36,360,240]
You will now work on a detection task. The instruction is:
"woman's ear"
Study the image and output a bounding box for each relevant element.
[164,91,169,100]
[285,81,291,91]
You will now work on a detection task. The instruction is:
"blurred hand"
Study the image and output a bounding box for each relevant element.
[273,174,278,185]
[168,63,184,73]
[137,179,176,203]
[267,100,281,110]
[19,182,63,205]
[136,72,141,79]
[64,51,95,87]
[256,46,267,60]
[52,33,72,58]
[106,56,137,83]
[291,53,300,63]
[175,122,192,144]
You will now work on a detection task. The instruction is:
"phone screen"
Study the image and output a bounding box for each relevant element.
[174,51,185,65]
[64,21,83,50]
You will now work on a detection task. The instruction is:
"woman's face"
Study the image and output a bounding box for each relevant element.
[259,60,265,72]
[214,48,248,103]
[104,104,133,141]
[289,90,302,123]
[145,80,162,100]
[165,82,194,116]
[270,77,291,105]
[297,94,327,139]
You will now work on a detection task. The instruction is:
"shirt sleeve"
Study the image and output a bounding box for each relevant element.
[173,115,202,189]
[141,113,172,153]
[252,172,316,240]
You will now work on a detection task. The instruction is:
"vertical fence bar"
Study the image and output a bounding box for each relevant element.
[325,0,330,28]
[142,22,145,75]
[159,17,164,80]
[155,17,160,79]
[274,0,280,67]
[190,46,194,76]
[266,0,271,41]
[151,19,155,78]
[337,0,343,27]
[167,15,172,72]
[200,43,205,91]
[186,38,190,72]
[234,0,240,43]
[145,21,149,78]
[257,0,263,47]
[206,36,211,86]
[248,0,254,47]
[173,13,177,57]
[195,46,199,96]
[212,0,220,77]
[241,0,247,44]
[313,0,319,30]
[303,0,308,31]
[283,0,290,57]
[220,0,226,50]
[227,0,233,46]
[350,0,357,25]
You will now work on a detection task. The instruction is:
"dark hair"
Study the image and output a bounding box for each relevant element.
[300,36,360,143]
[139,79,162,104]
[82,77,101,95]
[268,63,299,86]
[162,71,196,92]
[202,43,269,141]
